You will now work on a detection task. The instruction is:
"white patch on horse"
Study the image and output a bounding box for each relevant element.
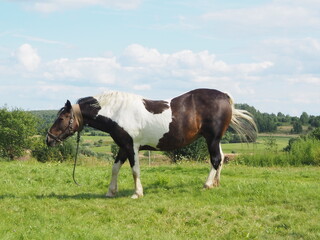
[204,167,217,189]
[204,143,224,188]
[131,145,143,198]
[95,91,172,148]
[106,161,122,197]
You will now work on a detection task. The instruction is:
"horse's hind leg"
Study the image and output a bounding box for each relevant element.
[212,144,224,187]
[204,139,224,189]
[129,145,144,199]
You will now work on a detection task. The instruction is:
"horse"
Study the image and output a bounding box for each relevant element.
[46,88,257,199]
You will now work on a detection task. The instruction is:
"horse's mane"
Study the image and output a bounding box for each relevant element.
[77,96,99,106]
[94,91,143,108]
[77,97,101,118]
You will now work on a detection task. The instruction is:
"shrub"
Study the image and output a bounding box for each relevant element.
[237,137,320,167]
[164,137,209,163]
[0,107,38,160]
[309,127,320,140]
[32,137,76,163]
[236,152,290,167]
[80,147,97,157]
[97,152,113,160]
[263,136,278,153]
[289,138,320,166]
[111,143,120,160]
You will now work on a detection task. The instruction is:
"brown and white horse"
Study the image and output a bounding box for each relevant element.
[46,88,257,198]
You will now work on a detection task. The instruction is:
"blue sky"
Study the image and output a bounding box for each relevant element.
[0,0,320,116]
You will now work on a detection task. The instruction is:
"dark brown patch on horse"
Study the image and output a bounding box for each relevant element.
[77,97,101,119]
[142,99,169,114]
[85,114,136,167]
[77,97,136,166]
[139,145,157,151]
[156,89,232,152]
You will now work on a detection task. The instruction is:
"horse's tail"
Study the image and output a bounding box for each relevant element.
[226,94,258,142]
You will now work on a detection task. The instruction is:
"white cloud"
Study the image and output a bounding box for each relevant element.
[13,34,72,48]
[122,44,168,68]
[15,44,41,71]
[255,37,320,76]
[29,44,273,97]
[288,75,320,85]
[3,43,319,114]
[45,57,120,83]
[202,1,320,29]
[21,0,143,12]
[121,44,273,77]
[261,38,320,57]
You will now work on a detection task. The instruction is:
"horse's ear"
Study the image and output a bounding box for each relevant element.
[65,100,72,111]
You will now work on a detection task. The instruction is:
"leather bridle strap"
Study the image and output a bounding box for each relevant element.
[47,131,63,143]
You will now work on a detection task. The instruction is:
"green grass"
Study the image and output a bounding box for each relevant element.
[222,135,292,154]
[1,160,319,239]
[82,135,113,143]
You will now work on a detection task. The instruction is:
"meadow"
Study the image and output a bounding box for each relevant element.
[221,135,293,154]
[1,160,319,239]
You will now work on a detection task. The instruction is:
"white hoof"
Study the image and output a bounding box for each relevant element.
[131,193,143,199]
[203,183,213,189]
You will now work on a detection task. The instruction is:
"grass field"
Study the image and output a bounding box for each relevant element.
[221,135,293,154]
[1,160,319,239]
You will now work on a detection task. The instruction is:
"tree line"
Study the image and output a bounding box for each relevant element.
[236,104,320,133]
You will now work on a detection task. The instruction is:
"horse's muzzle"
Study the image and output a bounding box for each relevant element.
[46,134,57,147]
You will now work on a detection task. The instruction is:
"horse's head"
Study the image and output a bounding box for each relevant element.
[46,100,83,147]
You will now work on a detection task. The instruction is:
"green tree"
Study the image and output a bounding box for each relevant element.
[309,116,320,128]
[300,112,309,125]
[0,107,38,160]
[292,121,303,134]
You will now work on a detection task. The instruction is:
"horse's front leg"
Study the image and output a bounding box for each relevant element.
[129,145,143,199]
[106,148,127,198]
[106,161,122,197]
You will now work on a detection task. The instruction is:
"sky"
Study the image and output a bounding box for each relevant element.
[0,0,320,116]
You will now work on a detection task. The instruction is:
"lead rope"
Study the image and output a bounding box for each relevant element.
[72,131,81,186]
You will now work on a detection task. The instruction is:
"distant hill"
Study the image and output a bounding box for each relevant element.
[29,110,57,134]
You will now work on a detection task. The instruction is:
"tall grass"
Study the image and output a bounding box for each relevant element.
[235,138,320,167]
[289,138,320,165]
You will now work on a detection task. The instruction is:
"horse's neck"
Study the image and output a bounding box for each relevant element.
[84,115,114,134]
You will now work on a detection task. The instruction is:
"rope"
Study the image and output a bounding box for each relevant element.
[72,131,81,186]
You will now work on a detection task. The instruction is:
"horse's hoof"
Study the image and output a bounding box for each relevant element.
[106,192,116,198]
[131,193,143,199]
[203,184,213,189]
[212,179,220,187]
